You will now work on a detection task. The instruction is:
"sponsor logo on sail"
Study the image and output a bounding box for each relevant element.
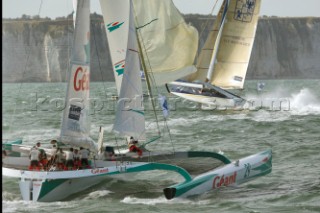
[234,0,255,22]
[68,104,81,121]
[234,76,243,82]
[212,172,237,189]
[114,61,125,76]
[74,66,89,91]
[107,21,124,32]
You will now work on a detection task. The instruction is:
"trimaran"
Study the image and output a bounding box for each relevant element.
[2,0,272,202]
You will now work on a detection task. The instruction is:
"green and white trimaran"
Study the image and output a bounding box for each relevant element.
[2,0,272,202]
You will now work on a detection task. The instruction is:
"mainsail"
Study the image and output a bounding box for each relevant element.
[112,0,145,141]
[132,0,199,86]
[99,0,130,95]
[189,0,229,83]
[60,0,97,151]
[191,0,261,89]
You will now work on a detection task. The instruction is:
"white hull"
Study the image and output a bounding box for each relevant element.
[167,81,246,110]
[171,92,238,109]
[3,149,272,202]
[164,149,272,199]
[19,174,108,202]
[3,160,148,202]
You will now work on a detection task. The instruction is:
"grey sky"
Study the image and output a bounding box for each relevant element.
[2,0,320,19]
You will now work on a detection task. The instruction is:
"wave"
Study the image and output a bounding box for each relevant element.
[2,199,75,213]
[82,190,113,200]
[288,88,320,115]
[241,87,320,119]
[121,196,210,205]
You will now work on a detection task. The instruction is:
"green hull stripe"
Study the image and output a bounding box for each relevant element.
[38,179,67,200]
[3,139,23,151]
[93,163,192,181]
[253,156,272,173]
[259,149,272,156]
[187,151,232,164]
[76,163,192,181]
[126,163,192,181]
[240,167,272,184]
[170,174,217,197]
[129,109,145,115]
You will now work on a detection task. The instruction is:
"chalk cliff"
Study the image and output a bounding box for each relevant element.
[2,15,320,82]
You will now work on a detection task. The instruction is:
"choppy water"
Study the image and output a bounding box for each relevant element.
[2,79,320,213]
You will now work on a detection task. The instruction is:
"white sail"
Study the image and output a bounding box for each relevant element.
[210,0,261,89]
[99,0,130,95]
[113,0,145,141]
[60,0,97,151]
[132,0,199,86]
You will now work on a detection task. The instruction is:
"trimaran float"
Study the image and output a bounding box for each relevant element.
[2,0,272,202]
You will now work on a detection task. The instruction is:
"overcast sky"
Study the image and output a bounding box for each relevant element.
[2,0,320,18]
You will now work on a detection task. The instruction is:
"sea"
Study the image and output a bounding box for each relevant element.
[2,79,320,213]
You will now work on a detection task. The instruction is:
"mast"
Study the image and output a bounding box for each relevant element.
[206,0,229,82]
[132,1,161,135]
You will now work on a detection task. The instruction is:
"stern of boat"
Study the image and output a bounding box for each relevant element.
[19,179,44,201]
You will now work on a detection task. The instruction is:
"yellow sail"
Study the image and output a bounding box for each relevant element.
[211,0,261,89]
[189,0,261,89]
[188,0,227,82]
[132,0,199,86]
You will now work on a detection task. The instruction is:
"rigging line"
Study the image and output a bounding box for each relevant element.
[136,18,158,30]
[67,0,72,82]
[91,21,109,100]
[114,136,124,163]
[197,0,220,60]
[37,0,44,17]
[132,17,161,136]
[162,119,175,153]
[7,0,45,134]
[132,1,176,149]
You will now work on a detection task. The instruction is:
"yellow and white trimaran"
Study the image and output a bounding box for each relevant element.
[2,0,271,202]
[166,0,261,109]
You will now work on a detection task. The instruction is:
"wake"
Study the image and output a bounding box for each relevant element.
[288,88,320,115]
[121,196,210,205]
[245,87,320,115]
